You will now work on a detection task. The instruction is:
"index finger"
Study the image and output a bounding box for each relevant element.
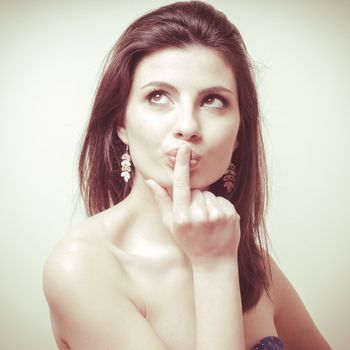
[173,144,191,213]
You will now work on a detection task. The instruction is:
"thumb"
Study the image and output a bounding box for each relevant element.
[145,179,173,230]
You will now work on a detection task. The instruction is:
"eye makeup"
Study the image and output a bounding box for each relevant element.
[145,89,172,106]
[201,94,229,109]
[143,82,233,111]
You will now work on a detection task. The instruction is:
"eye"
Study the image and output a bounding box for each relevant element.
[147,90,172,106]
[202,95,227,109]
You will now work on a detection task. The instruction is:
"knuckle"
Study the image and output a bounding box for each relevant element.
[218,196,233,207]
[203,190,215,199]
[191,189,201,198]
[217,197,240,221]
[192,213,208,225]
[208,209,221,222]
[231,212,240,223]
[228,209,239,219]
[218,196,235,209]
[190,206,207,219]
[173,212,190,227]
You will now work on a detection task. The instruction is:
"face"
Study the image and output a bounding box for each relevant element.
[118,45,240,190]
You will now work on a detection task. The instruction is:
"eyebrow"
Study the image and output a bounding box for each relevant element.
[141,81,234,95]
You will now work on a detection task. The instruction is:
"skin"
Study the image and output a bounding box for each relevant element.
[118,45,240,191]
[43,45,331,350]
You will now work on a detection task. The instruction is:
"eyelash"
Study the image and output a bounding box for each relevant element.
[146,89,228,108]
[146,89,169,104]
[203,94,228,108]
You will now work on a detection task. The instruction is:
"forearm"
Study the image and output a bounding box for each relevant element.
[192,260,245,350]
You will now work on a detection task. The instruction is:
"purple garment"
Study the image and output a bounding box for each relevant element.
[251,336,284,350]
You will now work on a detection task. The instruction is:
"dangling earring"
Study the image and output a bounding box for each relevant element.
[223,163,236,192]
[121,145,131,183]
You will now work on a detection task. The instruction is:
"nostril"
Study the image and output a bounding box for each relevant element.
[175,131,200,140]
[189,133,200,141]
[173,116,202,140]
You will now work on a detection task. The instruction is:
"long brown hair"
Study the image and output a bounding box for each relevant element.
[79,1,270,312]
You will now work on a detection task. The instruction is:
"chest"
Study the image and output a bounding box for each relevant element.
[127,262,277,350]
[140,264,196,350]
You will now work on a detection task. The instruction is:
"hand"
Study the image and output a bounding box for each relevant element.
[146,144,241,270]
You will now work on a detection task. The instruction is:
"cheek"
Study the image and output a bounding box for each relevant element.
[214,137,236,170]
[128,122,166,153]
[125,109,151,144]
[125,112,168,167]
[208,122,239,170]
[209,119,239,152]
[126,104,168,139]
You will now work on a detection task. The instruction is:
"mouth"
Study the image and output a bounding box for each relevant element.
[166,147,202,170]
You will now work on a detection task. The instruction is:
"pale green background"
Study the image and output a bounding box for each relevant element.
[1,0,349,349]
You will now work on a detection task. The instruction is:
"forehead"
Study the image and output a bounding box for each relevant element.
[132,45,237,92]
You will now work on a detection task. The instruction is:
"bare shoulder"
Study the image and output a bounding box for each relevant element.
[42,226,127,314]
[42,231,115,348]
[43,205,129,300]
[42,218,168,349]
[265,253,331,350]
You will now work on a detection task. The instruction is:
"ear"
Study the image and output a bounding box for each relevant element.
[117,126,128,144]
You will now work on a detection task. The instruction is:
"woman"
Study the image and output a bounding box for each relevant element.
[43,1,331,349]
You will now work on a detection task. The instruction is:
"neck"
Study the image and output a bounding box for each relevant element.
[118,173,181,255]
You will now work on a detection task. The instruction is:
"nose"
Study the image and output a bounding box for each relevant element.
[173,105,202,141]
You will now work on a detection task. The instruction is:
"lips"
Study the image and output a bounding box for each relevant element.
[166,147,202,170]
